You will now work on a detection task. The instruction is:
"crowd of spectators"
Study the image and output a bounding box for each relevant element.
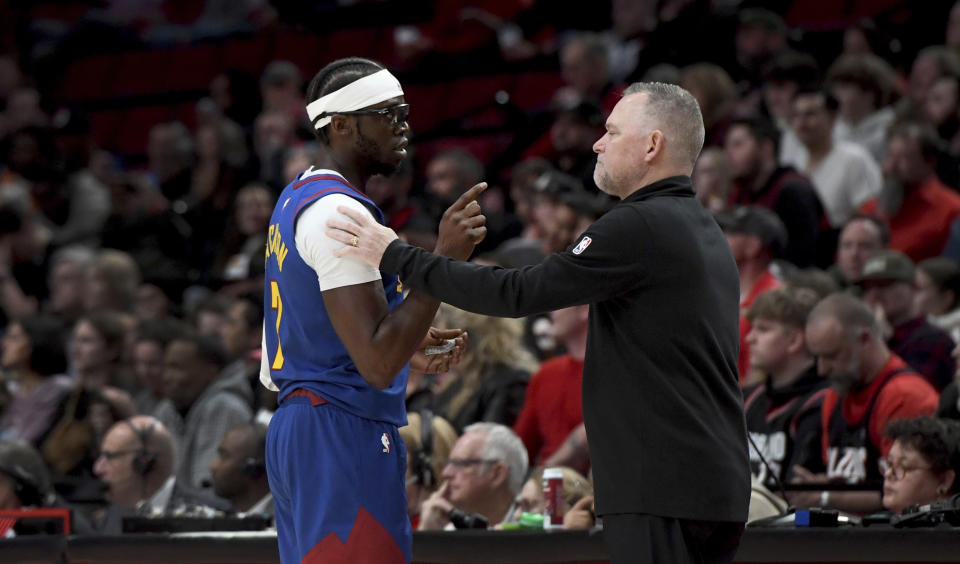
[2,0,960,541]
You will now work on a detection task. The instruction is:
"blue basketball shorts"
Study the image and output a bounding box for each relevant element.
[266,393,411,564]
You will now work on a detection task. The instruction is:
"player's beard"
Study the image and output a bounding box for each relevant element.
[356,122,399,177]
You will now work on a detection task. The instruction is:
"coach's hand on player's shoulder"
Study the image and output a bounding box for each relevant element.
[418,481,455,531]
[435,182,488,261]
[327,207,400,267]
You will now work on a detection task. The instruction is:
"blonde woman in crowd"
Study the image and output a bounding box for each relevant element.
[508,466,593,529]
[430,304,538,433]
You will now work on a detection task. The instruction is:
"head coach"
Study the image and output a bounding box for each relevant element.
[329,82,751,564]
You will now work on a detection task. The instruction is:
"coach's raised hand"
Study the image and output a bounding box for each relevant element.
[327,182,487,267]
[434,182,487,260]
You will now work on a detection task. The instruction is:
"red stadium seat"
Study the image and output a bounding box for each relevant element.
[444,75,511,121]
[29,3,88,23]
[88,109,126,151]
[510,71,563,111]
[114,106,178,154]
[113,51,174,97]
[221,36,272,75]
[163,0,205,25]
[174,102,198,131]
[323,28,380,64]
[272,32,325,77]
[61,55,119,100]
[162,44,221,92]
[402,84,448,133]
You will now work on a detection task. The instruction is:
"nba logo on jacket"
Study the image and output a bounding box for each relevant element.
[572,236,592,255]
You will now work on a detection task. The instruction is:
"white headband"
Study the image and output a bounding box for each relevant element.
[305,69,404,130]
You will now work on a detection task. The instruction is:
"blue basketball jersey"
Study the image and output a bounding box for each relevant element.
[263,169,407,426]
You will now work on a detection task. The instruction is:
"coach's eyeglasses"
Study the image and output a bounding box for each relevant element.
[326,104,410,128]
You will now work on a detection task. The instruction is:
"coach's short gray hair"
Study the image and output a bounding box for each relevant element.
[622,82,705,168]
[464,422,529,495]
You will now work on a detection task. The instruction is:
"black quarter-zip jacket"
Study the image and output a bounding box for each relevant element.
[381,175,750,522]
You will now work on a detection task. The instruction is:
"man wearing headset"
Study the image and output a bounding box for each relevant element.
[0,439,98,534]
[209,422,272,518]
[93,415,229,533]
[0,440,53,511]
[398,411,458,528]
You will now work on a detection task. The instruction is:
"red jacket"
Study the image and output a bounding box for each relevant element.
[860,175,960,262]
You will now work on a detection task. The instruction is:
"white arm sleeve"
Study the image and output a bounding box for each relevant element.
[259,324,278,391]
[295,193,382,291]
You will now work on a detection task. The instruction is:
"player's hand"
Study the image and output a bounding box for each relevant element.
[434,182,488,260]
[410,328,468,376]
[563,495,595,530]
[418,481,454,530]
[326,208,400,267]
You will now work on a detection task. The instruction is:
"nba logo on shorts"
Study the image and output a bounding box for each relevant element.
[381,433,391,453]
[572,237,592,255]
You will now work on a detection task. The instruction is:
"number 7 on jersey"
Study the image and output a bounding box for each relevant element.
[269,280,284,370]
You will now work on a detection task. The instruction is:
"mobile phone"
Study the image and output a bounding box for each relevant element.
[424,339,456,355]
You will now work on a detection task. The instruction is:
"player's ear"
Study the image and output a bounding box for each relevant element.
[329,114,353,139]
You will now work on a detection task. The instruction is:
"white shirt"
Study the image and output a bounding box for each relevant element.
[260,168,382,392]
[138,476,176,516]
[789,141,882,227]
[833,106,895,165]
[776,118,807,168]
[238,493,274,518]
[929,307,960,344]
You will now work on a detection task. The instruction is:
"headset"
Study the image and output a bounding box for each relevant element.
[0,461,44,507]
[242,423,268,479]
[123,419,157,477]
[243,456,267,479]
[410,410,435,489]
